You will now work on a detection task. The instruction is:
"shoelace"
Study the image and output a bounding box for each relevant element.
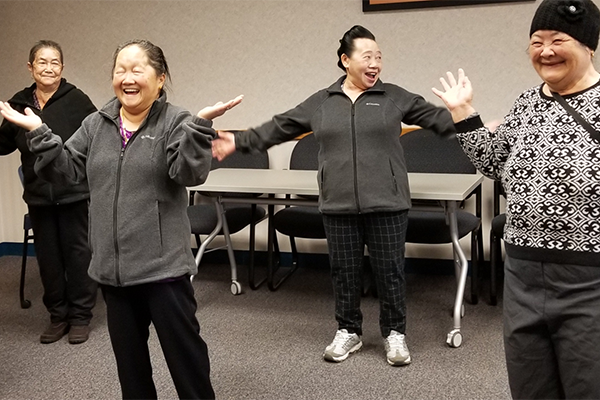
[332,331,357,350]
[386,333,407,352]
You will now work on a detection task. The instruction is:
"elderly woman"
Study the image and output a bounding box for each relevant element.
[213,25,455,367]
[433,0,600,398]
[1,39,242,399]
[0,40,97,344]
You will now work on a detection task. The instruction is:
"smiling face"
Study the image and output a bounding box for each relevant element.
[27,47,63,91]
[529,30,595,93]
[112,44,165,117]
[341,38,382,91]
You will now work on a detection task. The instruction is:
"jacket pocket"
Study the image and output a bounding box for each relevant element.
[389,160,399,195]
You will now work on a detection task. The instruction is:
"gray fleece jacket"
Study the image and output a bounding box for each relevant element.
[26,94,216,286]
[235,76,455,214]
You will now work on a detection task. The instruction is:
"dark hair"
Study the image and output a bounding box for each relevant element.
[112,39,172,93]
[337,25,376,72]
[28,40,63,64]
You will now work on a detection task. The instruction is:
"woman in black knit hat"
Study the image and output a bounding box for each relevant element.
[434,0,600,398]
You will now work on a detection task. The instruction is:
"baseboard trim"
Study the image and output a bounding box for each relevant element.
[0,245,472,276]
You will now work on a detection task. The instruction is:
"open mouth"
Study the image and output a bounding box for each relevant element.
[365,72,378,82]
[123,88,140,95]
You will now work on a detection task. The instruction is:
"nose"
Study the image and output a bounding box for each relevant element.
[122,71,135,84]
[539,45,555,57]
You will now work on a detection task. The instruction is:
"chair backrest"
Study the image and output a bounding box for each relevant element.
[399,129,475,174]
[289,133,319,171]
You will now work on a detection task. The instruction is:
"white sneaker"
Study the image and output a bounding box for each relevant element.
[384,330,411,366]
[323,329,363,362]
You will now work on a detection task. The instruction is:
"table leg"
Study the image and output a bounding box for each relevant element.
[445,200,467,348]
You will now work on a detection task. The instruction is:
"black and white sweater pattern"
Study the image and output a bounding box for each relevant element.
[456,82,600,266]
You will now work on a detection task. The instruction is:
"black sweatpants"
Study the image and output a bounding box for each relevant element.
[28,200,97,325]
[504,256,600,399]
[322,210,408,337]
[101,278,215,400]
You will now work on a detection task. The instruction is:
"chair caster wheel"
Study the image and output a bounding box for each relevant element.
[231,281,242,295]
[446,329,463,348]
[20,299,31,309]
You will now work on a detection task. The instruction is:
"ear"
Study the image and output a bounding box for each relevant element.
[27,62,34,75]
[341,54,350,69]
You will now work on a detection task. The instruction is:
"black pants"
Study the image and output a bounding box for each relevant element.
[322,211,408,337]
[101,278,215,400]
[28,200,97,325]
[504,256,600,399]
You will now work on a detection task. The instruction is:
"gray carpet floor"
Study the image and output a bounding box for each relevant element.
[0,255,510,399]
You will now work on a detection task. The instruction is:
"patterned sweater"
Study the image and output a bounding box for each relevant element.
[455,82,600,267]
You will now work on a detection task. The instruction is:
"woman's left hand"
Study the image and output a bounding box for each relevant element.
[197,95,244,121]
[0,102,43,131]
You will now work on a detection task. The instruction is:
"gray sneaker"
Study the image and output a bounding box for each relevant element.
[384,330,411,366]
[323,329,363,362]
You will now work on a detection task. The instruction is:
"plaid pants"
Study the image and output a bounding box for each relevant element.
[322,210,408,337]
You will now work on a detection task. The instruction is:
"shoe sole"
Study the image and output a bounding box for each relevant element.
[387,355,411,366]
[323,341,363,363]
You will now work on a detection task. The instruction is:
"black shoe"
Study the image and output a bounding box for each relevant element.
[40,322,69,344]
[68,325,90,344]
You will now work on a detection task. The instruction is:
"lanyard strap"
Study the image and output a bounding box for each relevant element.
[551,91,600,144]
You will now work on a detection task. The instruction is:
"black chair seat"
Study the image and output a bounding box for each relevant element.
[406,210,480,244]
[187,204,266,235]
[491,213,506,237]
[272,207,325,238]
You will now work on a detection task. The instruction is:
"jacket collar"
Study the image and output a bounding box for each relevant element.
[100,92,168,123]
[9,78,74,109]
[326,75,386,95]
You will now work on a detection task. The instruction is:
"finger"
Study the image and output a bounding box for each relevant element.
[446,71,457,87]
[439,77,451,91]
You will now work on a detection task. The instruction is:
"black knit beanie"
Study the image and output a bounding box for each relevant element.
[530,0,600,50]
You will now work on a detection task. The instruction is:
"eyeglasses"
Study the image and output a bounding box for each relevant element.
[33,60,62,70]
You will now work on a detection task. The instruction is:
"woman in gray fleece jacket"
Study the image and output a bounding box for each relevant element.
[213,26,455,367]
[1,39,242,400]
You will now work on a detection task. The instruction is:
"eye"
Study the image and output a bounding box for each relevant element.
[530,41,543,48]
[114,68,125,75]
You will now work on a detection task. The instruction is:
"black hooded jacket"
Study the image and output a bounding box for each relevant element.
[0,78,96,205]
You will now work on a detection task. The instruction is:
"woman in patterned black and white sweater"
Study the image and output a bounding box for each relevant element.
[433,0,600,399]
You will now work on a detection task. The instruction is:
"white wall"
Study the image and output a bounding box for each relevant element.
[1,0,597,258]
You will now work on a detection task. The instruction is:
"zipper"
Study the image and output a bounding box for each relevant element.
[113,146,125,286]
[111,113,148,286]
[350,103,361,212]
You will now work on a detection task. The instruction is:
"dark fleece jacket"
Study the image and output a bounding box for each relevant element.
[0,78,96,205]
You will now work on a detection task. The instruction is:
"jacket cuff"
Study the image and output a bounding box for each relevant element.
[25,123,50,140]
[454,115,484,133]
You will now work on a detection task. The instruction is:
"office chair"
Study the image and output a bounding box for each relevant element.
[489,180,506,306]
[270,133,326,289]
[188,145,269,294]
[18,166,32,309]
[400,129,483,305]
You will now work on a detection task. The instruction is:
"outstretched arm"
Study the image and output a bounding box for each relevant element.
[431,68,477,122]
[212,130,236,161]
[0,102,43,131]
[197,95,244,121]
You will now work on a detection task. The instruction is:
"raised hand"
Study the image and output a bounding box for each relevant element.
[212,130,237,161]
[197,95,244,121]
[0,102,43,131]
[432,69,476,122]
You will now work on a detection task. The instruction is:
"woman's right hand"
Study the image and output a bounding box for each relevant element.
[0,102,43,131]
[212,130,237,161]
[432,68,476,122]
